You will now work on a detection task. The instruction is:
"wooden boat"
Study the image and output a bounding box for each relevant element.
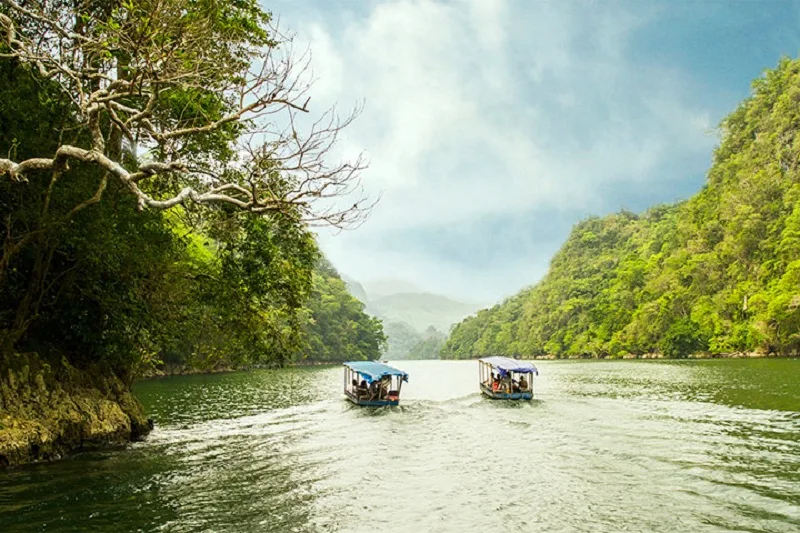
[343,361,409,406]
[478,357,537,400]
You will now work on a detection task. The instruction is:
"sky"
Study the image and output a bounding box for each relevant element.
[266,0,800,306]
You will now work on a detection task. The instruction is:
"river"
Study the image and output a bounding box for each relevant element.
[1,359,799,532]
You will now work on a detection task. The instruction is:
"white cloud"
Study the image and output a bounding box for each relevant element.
[272,0,719,302]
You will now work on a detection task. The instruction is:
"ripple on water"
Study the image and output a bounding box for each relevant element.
[1,360,800,532]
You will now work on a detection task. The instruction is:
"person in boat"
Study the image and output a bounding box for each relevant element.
[380,376,391,399]
[491,374,502,393]
[519,375,529,392]
[368,380,381,400]
[357,379,369,399]
[501,374,513,393]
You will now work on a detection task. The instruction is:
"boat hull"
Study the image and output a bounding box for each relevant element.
[480,383,532,400]
[345,390,400,406]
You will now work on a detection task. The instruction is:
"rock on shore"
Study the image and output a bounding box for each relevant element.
[0,352,150,468]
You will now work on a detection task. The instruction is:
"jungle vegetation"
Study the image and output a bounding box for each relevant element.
[0,0,385,379]
[443,57,800,359]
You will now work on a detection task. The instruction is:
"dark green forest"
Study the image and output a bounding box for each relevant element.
[0,1,384,381]
[443,57,800,359]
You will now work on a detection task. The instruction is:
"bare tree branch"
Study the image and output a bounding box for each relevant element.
[0,0,371,229]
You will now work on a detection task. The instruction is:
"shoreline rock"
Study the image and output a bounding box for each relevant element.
[0,352,150,469]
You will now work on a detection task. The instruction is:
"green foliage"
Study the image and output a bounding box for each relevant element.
[661,319,708,358]
[443,57,800,359]
[148,209,320,372]
[0,38,381,375]
[299,258,387,362]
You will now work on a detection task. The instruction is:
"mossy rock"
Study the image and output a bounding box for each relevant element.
[0,352,151,467]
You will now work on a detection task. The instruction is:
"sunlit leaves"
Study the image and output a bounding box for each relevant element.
[443,56,800,359]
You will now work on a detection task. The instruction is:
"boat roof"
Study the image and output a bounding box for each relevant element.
[343,361,409,383]
[479,356,538,375]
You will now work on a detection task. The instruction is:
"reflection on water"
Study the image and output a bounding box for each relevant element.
[1,359,799,532]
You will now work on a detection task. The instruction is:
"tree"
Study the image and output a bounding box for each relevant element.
[661,319,708,359]
[0,0,372,351]
[299,258,387,362]
[0,0,367,224]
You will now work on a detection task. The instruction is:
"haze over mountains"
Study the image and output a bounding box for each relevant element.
[342,275,478,359]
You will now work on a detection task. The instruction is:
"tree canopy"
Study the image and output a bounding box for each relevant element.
[0,1,384,376]
[298,258,387,363]
[0,0,368,225]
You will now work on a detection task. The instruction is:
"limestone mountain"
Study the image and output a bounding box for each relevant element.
[443,57,800,359]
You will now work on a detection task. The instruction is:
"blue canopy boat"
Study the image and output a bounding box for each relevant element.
[343,361,409,406]
[478,357,538,400]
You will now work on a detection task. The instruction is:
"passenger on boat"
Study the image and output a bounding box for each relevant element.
[380,376,391,399]
[491,375,501,392]
[357,379,369,399]
[519,375,529,392]
[369,380,381,400]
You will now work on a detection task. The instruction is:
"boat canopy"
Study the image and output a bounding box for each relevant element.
[343,361,409,384]
[479,356,538,376]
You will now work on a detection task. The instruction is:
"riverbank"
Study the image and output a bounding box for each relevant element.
[291,360,340,366]
[138,360,340,380]
[0,353,151,468]
[137,361,336,380]
[525,351,788,360]
[138,364,237,379]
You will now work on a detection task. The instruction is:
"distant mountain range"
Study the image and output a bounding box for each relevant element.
[367,292,476,333]
[361,278,427,299]
[341,275,478,359]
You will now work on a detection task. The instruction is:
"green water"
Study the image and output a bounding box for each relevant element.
[1,359,800,532]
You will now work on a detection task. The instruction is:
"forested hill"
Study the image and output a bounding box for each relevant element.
[0,0,387,465]
[300,259,387,363]
[0,29,384,375]
[442,57,800,360]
